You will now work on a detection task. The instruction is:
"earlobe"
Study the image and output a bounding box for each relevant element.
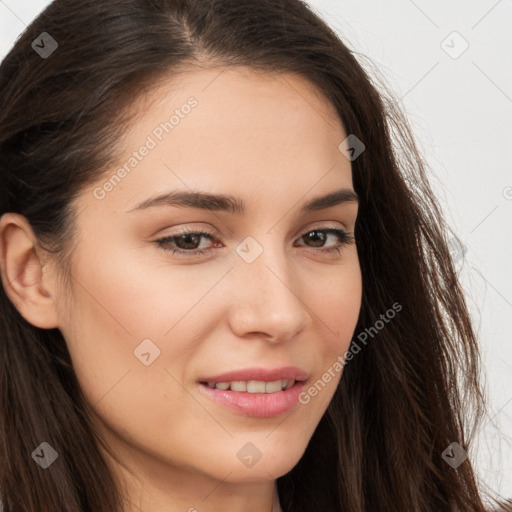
[0,213,60,329]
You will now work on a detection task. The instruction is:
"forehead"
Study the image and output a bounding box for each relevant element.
[84,65,353,215]
[139,65,342,130]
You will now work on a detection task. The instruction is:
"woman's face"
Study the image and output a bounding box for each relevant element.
[54,66,362,491]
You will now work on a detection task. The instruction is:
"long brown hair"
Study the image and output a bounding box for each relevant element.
[0,0,509,510]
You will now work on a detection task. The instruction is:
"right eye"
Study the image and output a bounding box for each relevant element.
[154,228,220,257]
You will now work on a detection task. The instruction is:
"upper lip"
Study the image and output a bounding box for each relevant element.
[198,366,309,384]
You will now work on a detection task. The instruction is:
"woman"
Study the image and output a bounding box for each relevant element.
[0,0,509,511]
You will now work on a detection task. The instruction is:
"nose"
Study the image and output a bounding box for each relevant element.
[226,241,311,343]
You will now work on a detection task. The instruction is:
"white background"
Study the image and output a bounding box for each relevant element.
[1,0,511,501]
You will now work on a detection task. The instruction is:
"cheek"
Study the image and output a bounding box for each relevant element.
[301,258,362,408]
[68,239,225,339]
[58,244,208,402]
[58,250,218,462]
[309,258,362,358]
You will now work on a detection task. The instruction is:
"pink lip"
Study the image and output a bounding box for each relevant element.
[197,380,307,418]
[196,366,309,418]
[197,366,309,385]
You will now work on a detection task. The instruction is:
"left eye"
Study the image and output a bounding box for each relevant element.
[154,227,354,257]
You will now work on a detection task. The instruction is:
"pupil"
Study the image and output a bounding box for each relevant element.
[307,230,325,247]
[177,234,200,249]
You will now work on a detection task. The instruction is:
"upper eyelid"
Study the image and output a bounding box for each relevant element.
[160,221,351,238]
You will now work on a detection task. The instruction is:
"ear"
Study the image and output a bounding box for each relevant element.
[0,213,60,329]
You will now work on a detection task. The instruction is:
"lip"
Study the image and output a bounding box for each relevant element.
[197,366,309,385]
[196,366,309,418]
[197,380,307,418]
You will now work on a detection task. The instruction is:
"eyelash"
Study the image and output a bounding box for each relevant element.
[154,226,355,258]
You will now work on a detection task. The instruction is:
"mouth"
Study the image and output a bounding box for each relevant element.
[195,366,309,417]
[199,379,297,393]
[197,377,308,418]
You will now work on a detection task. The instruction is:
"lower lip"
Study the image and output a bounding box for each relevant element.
[197,381,306,418]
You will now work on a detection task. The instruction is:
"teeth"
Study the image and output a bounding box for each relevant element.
[230,381,247,392]
[264,380,283,393]
[206,379,296,392]
[283,379,295,390]
[247,380,266,393]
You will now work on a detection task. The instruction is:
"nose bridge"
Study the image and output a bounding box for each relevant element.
[227,236,310,340]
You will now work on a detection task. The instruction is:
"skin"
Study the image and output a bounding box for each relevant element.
[0,66,362,512]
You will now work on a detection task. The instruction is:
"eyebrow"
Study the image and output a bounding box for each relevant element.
[128,187,359,215]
